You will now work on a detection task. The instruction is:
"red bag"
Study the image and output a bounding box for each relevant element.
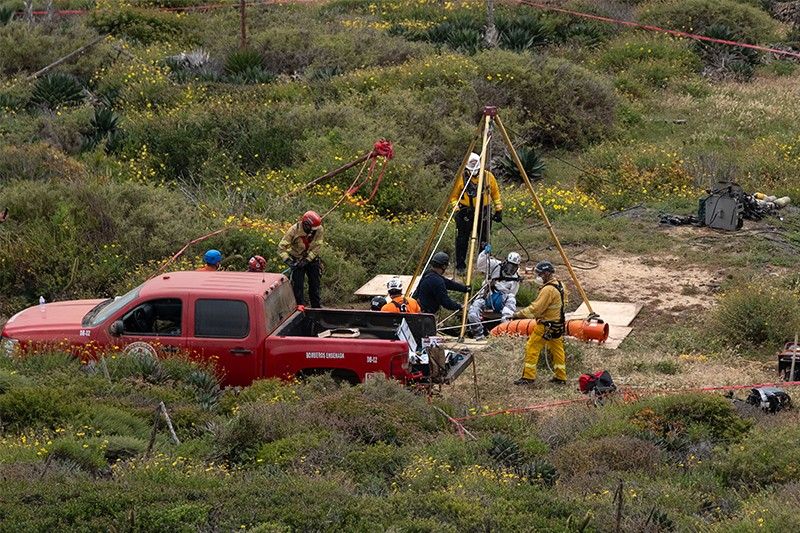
[578,370,616,394]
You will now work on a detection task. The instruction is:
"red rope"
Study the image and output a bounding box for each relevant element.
[453,380,800,422]
[518,0,800,60]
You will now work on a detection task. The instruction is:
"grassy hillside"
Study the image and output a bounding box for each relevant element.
[3,350,800,530]
[2,0,800,529]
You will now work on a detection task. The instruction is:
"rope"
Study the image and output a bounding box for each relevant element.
[418,178,472,278]
[452,380,800,422]
[321,156,372,219]
[517,0,800,60]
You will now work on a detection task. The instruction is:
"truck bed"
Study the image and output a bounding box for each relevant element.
[273,309,436,344]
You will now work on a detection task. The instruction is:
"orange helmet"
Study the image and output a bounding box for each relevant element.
[248,255,267,272]
[301,210,322,231]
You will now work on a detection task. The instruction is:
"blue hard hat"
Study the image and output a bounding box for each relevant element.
[203,249,222,265]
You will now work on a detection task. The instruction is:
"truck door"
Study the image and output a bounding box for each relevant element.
[188,296,259,386]
[114,297,187,356]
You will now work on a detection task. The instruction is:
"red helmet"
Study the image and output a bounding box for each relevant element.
[248,255,267,272]
[301,210,322,231]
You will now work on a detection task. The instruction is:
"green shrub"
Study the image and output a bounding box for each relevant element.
[344,441,408,480]
[30,72,85,109]
[0,22,110,78]
[715,423,800,487]
[638,0,779,44]
[471,51,618,149]
[14,351,81,376]
[81,404,150,438]
[103,435,147,462]
[0,178,202,313]
[629,393,752,448]
[256,431,327,466]
[48,438,107,473]
[711,283,800,350]
[553,436,662,478]
[0,386,79,430]
[0,369,32,393]
[88,6,194,44]
[595,33,702,95]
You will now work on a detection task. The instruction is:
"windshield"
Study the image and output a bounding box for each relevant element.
[83,284,142,327]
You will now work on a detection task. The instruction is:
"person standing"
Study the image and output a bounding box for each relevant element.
[413,251,469,314]
[510,261,567,386]
[449,152,503,275]
[278,210,324,308]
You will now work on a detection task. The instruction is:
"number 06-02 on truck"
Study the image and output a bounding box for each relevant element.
[1,271,472,387]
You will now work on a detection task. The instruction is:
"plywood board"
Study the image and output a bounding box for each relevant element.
[567,300,643,327]
[354,275,419,296]
[600,325,633,350]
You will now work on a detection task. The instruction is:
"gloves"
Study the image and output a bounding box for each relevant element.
[492,210,503,223]
[296,258,309,269]
[484,243,492,254]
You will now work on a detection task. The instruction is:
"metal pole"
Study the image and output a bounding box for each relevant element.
[494,115,595,315]
[239,0,247,49]
[404,124,483,299]
[790,332,798,382]
[458,111,493,340]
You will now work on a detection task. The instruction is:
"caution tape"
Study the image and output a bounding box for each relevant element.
[518,0,800,60]
[452,380,800,422]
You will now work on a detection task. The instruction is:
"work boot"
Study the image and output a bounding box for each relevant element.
[513,377,535,386]
[549,377,568,385]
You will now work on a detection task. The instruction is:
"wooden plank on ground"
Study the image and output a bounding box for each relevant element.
[568,300,643,327]
[354,275,419,296]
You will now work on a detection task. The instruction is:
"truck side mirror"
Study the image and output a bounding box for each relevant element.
[109,320,124,337]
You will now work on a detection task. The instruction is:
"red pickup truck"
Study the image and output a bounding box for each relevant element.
[1,271,470,386]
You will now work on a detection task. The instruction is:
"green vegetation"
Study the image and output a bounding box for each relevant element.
[0,350,798,529]
[1,0,800,528]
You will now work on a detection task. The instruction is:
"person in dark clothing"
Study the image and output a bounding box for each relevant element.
[414,251,470,314]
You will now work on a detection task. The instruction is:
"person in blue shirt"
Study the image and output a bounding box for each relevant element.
[414,251,469,314]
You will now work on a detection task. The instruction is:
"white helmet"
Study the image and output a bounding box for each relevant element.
[506,252,521,265]
[465,152,481,177]
[386,276,403,292]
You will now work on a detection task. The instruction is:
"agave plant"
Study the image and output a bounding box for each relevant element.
[82,106,121,152]
[30,72,85,109]
[696,24,759,81]
[225,48,264,76]
[447,27,483,54]
[488,433,525,467]
[494,146,546,183]
[0,6,14,25]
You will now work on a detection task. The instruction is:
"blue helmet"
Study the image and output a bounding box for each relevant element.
[203,249,222,266]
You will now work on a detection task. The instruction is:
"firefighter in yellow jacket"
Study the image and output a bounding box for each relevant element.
[449,152,503,275]
[278,210,324,308]
[511,261,567,386]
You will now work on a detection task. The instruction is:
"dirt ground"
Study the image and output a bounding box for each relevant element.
[570,251,722,314]
[445,245,780,412]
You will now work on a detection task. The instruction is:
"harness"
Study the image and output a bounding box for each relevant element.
[391,297,409,313]
[540,281,565,340]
